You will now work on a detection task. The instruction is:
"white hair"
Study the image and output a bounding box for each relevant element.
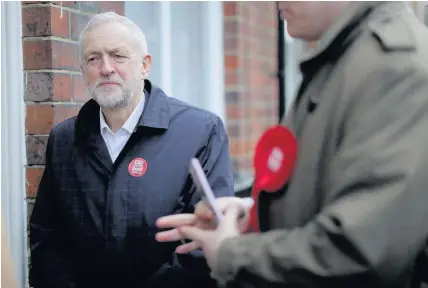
[78,12,148,63]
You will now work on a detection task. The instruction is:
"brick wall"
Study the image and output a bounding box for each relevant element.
[224,2,279,181]
[23,1,125,220]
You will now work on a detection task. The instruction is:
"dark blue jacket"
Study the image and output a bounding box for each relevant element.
[29,80,235,288]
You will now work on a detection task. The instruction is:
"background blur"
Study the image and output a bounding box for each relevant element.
[1,1,427,287]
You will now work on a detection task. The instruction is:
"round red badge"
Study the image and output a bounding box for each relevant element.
[128,158,148,177]
[247,125,298,232]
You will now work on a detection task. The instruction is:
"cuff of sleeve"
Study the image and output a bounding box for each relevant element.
[214,233,259,286]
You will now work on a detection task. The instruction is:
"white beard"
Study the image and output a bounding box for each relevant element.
[87,73,141,109]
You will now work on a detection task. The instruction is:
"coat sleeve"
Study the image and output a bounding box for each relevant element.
[29,129,77,288]
[148,115,235,288]
[214,67,428,287]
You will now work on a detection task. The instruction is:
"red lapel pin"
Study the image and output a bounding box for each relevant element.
[247,125,298,232]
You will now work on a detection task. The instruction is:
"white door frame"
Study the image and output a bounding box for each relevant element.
[1,1,29,287]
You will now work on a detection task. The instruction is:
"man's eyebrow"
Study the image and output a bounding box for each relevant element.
[108,47,130,54]
[83,47,130,58]
[83,49,99,58]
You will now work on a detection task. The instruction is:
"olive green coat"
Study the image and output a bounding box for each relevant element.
[217,2,428,287]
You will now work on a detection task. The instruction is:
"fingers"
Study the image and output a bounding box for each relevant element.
[155,218,217,242]
[195,200,215,220]
[219,204,240,233]
[196,197,251,221]
[175,240,202,254]
[223,204,240,224]
[177,226,208,242]
[155,228,183,242]
[156,214,196,228]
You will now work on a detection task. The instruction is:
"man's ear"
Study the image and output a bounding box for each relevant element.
[141,54,152,79]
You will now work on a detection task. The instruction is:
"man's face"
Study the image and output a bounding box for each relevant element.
[278,1,348,41]
[80,22,151,109]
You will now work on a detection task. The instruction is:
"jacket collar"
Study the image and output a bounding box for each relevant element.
[75,79,170,144]
[137,79,170,129]
[293,1,409,109]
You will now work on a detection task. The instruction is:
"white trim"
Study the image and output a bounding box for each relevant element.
[159,2,172,96]
[1,1,29,287]
[284,31,303,115]
[202,1,226,122]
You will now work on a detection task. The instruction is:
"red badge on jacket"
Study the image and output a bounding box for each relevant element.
[128,158,148,177]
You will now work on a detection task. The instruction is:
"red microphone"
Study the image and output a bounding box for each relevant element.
[247,125,298,232]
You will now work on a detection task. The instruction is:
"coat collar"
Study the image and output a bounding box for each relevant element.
[75,79,170,144]
[293,1,409,109]
[300,1,408,69]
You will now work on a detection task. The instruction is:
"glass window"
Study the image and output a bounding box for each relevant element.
[124,1,225,119]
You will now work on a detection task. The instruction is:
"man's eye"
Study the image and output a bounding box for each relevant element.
[114,55,128,62]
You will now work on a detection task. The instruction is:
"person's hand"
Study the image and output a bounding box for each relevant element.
[176,203,242,278]
[155,197,252,253]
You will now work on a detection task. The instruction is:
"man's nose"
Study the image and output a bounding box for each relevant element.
[100,56,115,76]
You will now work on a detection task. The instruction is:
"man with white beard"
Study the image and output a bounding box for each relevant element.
[29,12,234,288]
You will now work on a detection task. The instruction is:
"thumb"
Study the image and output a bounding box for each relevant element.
[177,226,209,242]
[219,203,240,232]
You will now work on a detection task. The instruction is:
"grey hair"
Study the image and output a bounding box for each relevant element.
[78,11,148,63]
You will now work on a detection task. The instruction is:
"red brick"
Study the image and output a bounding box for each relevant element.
[224,36,237,53]
[225,71,237,86]
[225,55,238,71]
[22,6,69,38]
[22,6,50,37]
[25,72,54,102]
[26,135,49,165]
[229,139,255,157]
[72,75,89,102]
[25,72,72,102]
[54,105,81,124]
[53,74,72,101]
[26,167,44,198]
[26,104,82,134]
[224,2,237,17]
[51,6,70,37]
[23,40,79,70]
[26,104,54,134]
[227,105,245,120]
[224,21,237,35]
[23,40,52,69]
[225,91,239,104]
[51,41,79,70]
[249,71,268,87]
[227,122,242,138]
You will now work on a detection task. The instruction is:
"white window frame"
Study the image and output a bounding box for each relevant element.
[1,1,29,287]
[126,1,226,123]
[201,2,226,122]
